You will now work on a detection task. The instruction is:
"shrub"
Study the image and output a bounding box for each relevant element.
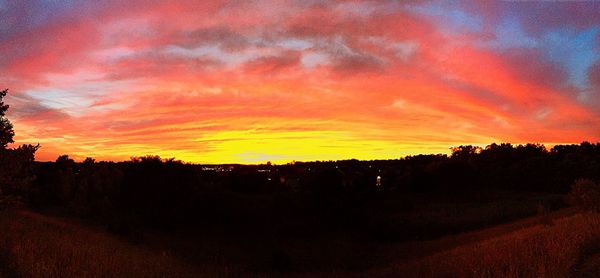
[568,178,600,212]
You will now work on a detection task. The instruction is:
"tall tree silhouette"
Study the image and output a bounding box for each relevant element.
[0,89,15,148]
[0,89,38,198]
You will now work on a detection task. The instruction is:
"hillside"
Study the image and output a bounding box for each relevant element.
[370,211,600,277]
[1,207,596,277]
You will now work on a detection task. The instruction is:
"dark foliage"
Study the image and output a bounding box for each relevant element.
[0,89,38,201]
[568,178,600,212]
[0,89,15,148]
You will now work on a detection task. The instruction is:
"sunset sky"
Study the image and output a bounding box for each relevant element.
[1,0,600,163]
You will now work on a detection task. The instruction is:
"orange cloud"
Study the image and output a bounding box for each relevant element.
[2,1,599,163]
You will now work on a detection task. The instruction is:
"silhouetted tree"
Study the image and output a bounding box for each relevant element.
[54,155,76,203]
[71,160,122,220]
[0,89,15,148]
[83,157,96,164]
[450,145,481,159]
[0,89,38,199]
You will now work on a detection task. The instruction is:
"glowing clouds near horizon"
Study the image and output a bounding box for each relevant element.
[1,1,599,163]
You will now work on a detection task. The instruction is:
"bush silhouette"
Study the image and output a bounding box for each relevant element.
[568,178,600,212]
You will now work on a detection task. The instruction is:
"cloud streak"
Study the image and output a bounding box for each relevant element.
[2,0,599,163]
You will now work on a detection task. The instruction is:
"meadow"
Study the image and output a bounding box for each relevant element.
[374,211,600,278]
[0,192,584,277]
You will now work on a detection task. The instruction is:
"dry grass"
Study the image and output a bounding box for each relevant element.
[2,207,600,277]
[371,212,600,278]
[0,209,244,277]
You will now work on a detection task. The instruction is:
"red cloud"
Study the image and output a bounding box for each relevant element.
[1,1,598,163]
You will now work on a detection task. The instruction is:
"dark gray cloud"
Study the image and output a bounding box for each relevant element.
[177,26,251,52]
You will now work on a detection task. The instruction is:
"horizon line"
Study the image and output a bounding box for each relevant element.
[30,141,600,165]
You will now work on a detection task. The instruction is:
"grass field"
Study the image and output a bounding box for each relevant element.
[1,206,599,277]
[371,211,600,277]
[0,209,225,277]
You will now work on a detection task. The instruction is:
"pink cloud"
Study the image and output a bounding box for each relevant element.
[1,1,598,163]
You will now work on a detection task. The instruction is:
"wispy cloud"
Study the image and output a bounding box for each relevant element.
[2,0,599,163]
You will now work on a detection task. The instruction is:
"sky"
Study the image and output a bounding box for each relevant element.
[1,0,600,164]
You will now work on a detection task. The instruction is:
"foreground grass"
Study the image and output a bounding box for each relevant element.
[2,207,600,277]
[0,209,242,277]
[370,212,600,277]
